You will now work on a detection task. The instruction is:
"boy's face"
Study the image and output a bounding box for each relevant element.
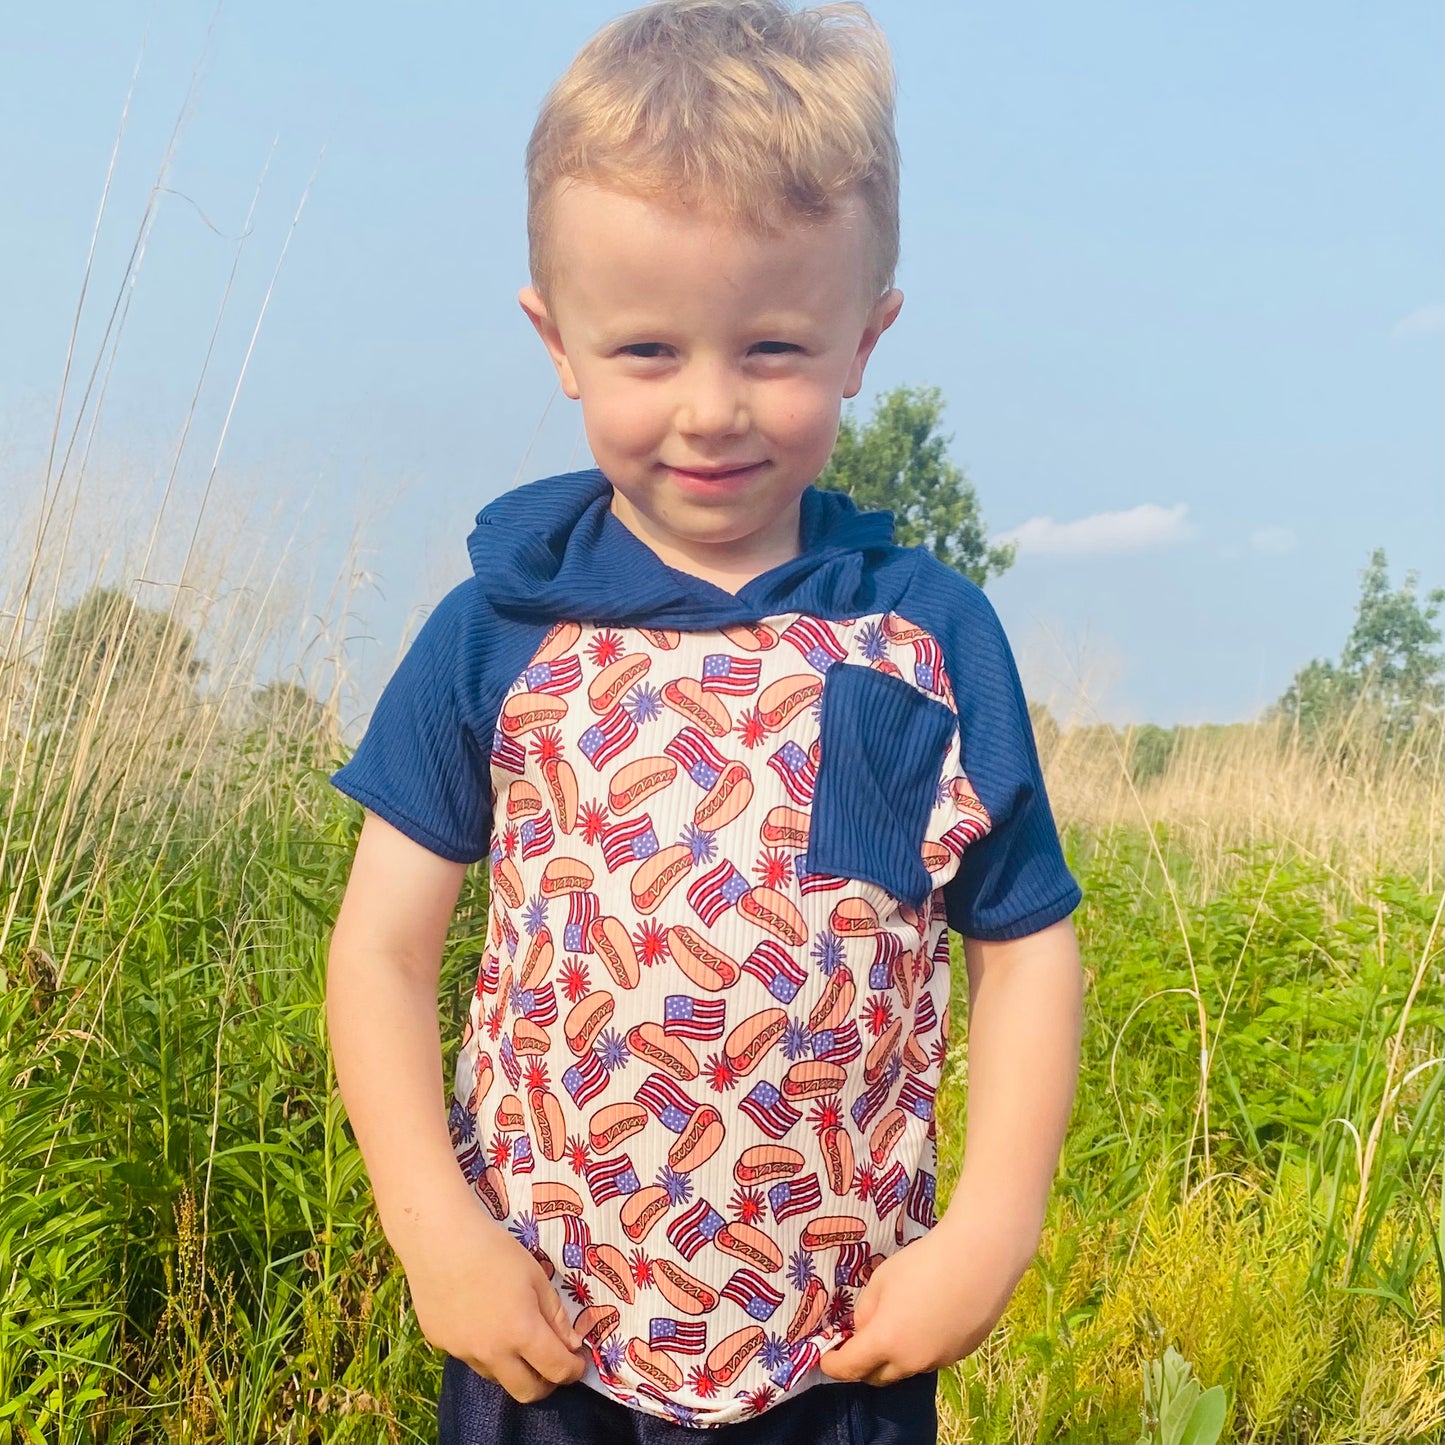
[519,183,902,588]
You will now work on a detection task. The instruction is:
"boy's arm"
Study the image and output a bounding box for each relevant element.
[946,915,1084,1249]
[327,812,588,1401]
[820,916,1083,1386]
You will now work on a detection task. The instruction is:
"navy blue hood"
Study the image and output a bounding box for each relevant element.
[467,469,916,629]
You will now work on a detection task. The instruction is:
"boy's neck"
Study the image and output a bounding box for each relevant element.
[607,489,804,597]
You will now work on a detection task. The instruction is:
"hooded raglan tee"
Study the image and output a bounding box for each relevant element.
[331,469,1080,1429]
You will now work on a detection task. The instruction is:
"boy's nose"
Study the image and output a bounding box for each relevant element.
[676,366,747,440]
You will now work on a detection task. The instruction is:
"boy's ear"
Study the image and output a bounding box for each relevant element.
[843,287,904,399]
[518,285,581,399]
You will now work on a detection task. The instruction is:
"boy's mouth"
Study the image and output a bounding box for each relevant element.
[663,461,767,487]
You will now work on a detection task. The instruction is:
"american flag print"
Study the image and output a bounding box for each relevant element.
[664,726,727,789]
[739,1080,801,1139]
[741,939,806,1002]
[686,860,750,925]
[565,891,600,952]
[767,1171,821,1223]
[720,1268,785,1321]
[766,740,817,805]
[601,814,660,871]
[781,616,847,674]
[663,994,726,1040]
[444,608,1002,1429]
[634,1071,701,1133]
[700,653,762,695]
[667,1198,727,1258]
[650,1317,708,1354]
[585,1152,641,1204]
[520,811,555,860]
[524,655,583,695]
[578,705,637,769]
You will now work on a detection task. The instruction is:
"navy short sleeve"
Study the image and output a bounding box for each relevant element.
[902,557,1081,941]
[331,579,519,864]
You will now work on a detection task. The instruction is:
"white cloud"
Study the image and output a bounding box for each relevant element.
[1249,526,1296,555]
[1391,304,1445,339]
[995,502,1191,557]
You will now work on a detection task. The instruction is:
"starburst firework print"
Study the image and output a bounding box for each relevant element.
[759,1333,792,1370]
[523,895,548,935]
[740,1384,776,1417]
[857,619,889,661]
[522,1057,549,1092]
[528,726,564,765]
[579,798,609,846]
[563,1270,592,1305]
[485,1000,506,1040]
[634,918,668,967]
[510,1210,541,1251]
[488,1133,513,1169]
[565,1133,591,1174]
[735,705,768,749]
[596,1027,630,1072]
[629,1247,654,1288]
[598,1333,626,1375]
[687,1364,717,1398]
[586,629,625,667]
[852,1163,877,1202]
[728,1184,766,1226]
[864,993,894,1037]
[623,680,663,724]
[448,1099,475,1145]
[753,847,792,889]
[781,1017,812,1061]
[657,1163,693,1205]
[681,822,716,865]
[806,1094,844,1133]
[560,955,591,1001]
[787,1246,817,1291]
[502,823,518,858]
[810,929,845,975]
[704,1051,738,1091]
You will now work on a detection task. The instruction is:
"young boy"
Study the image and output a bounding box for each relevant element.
[327,2,1083,1441]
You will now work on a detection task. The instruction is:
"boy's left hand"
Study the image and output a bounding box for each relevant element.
[816,1199,1038,1386]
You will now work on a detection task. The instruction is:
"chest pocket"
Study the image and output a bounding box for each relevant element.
[801,662,958,908]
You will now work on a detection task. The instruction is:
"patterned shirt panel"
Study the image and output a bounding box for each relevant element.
[446,611,989,1428]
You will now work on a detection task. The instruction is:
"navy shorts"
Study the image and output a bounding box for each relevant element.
[436,1356,938,1444]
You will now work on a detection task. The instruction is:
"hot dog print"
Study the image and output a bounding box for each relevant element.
[445,611,989,1428]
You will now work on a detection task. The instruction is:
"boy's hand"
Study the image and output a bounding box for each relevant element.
[405,1191,590,1404]
[817,1199,1038,1386]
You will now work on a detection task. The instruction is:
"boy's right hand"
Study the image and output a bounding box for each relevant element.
[404,1191,590,1403]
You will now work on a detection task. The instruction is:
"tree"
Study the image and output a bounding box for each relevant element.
[1277,550,1443,740]
[820,385,1015,587]
[34,587,204,726]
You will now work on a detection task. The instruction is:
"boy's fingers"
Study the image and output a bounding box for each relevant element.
[492,1354,558,1404]
[819,1331,884,1383]
[540,1281,585,1350]
[520,1313,589,1386]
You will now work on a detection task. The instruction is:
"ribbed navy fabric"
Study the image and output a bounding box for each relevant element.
[331,469,1079,941]
[804,662,958,910]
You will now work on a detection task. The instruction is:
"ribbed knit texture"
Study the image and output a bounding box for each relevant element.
[329,471,1080,1429]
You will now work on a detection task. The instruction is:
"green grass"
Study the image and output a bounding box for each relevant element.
[1,719,1439,1442]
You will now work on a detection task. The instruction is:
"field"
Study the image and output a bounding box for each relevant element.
[1,566,1441,1444]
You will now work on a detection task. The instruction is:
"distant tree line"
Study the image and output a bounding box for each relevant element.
[20,388,1442,785]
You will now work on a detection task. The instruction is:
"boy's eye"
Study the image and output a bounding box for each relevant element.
[752,341,799,355]
[620,343,669,359]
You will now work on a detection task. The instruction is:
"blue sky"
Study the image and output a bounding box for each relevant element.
[2,2,1440,725]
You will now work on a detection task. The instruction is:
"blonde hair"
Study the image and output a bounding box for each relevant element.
[526,0,899,299]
